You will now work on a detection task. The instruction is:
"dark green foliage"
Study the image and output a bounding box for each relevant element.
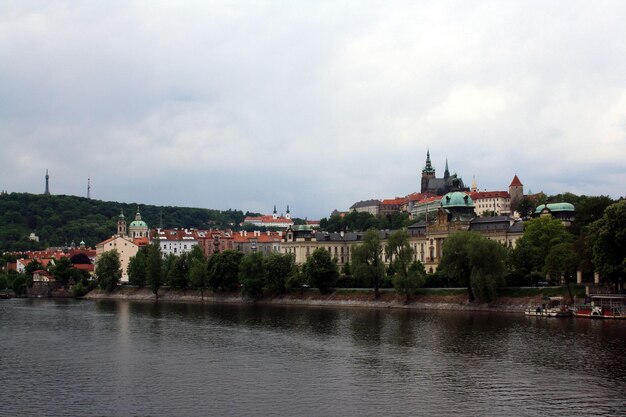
[49,256,73,286]
[207,250,243,292]
[24,259,44,276]
[512,216,572,277]
[319,211,412,233]
[12,275,28,295]
[187,246,208,291]
[0,274,8,290]
[128,249,147,287]
[438,231,507,302]
[239,252,266,299]
[304,248,339,294]
[385,230,425,301]
[0,192,248,250]
[352,229,385,298]
[96,250,121,292]
[144,243,163,296]
[588,200,626,290]
[167,253,189,290]
[263,252,295,294]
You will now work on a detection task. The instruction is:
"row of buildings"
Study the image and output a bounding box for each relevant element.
[91,190,575,281]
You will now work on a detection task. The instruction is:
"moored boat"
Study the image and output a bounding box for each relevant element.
[572,295,626,319]
[525,296,572,317]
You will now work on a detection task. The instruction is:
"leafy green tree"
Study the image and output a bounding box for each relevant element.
[352,229,384,298]
[516,197,536,219]
[168,253,189,290]
[12,275,28,295]
[438,231,507,302]
[304,247,338,294]
[285,264,308,291]
[385,230,425,302]
[208,250,243,292]
[589,200,626,292]
[49,256,73,287]
[0,274,8,290]
[128,249,147,287]
[188,246,208,293]
[24,259,44,276]
[144,243,163,297]
[543,241,579,301]
[512,216,572,279]
[239,252,266,299]
[96,250,121,292]
[264,252,295,294]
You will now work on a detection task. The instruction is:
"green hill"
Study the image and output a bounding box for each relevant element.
[0,192,251,251]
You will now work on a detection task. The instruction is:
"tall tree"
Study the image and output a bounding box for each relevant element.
[96,250,121,292]
[208,250,243,292]
[128,249,147,287]
[352,229,384,299]
[264,252,295,294]
[385,230,425,302]
[239,252,266,299]
[304,247,339,294]
[188,246,208,294]
[49,256,74,286]
[167,253,189,290]
[589,200,626,292]
[512,216,572,279]
[144,243,163,298]
[438,231,507,302]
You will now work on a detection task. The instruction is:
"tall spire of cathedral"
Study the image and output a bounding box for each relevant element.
[444,158,450,179]
[422,149,435,174]
[44,169,50,195]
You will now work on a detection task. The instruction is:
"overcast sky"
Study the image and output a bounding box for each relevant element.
[1,1,625,219]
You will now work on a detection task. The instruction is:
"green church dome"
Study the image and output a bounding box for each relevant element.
[534,202,575,214]
[129,220,148,228]
[441,191,475,208]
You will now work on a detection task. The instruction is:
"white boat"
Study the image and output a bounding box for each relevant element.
[525,296,572,317]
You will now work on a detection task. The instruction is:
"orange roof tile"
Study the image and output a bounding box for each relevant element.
[510,175,523,187]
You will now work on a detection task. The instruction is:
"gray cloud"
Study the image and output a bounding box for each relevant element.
[1,1,625,219]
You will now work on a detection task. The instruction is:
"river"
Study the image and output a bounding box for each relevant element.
[1,298,624,416]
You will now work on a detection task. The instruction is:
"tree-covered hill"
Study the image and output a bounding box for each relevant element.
[0,192,255,251]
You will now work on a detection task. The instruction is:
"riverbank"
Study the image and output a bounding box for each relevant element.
[82,287,560,313]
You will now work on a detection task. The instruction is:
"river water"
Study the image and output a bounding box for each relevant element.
[1,299,624,416]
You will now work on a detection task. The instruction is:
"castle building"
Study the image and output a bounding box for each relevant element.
[420,150,468,195]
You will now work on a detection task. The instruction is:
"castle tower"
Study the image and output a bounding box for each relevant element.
[285,205,291,220]
[471,176,478,192]
[117,210,127,236]
[44,169,50,195]
[509,174,524,211]
[421,149,436,194]
[272,205,278,220]
[444,158,450,180]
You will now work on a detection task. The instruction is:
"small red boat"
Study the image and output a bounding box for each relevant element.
[573,295,626,319]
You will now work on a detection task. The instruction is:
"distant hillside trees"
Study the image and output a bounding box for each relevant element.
[0,192,248,250]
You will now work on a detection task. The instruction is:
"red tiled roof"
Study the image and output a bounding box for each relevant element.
[470,191,510,200]
[510,175,523,187]
[381,197,408,206]
[73,264,95,272]
[244,216,293,224]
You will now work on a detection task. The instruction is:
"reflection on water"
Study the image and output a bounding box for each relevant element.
[1,299,625,417]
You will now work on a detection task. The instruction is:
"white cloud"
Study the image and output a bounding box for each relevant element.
[1,1,625,218]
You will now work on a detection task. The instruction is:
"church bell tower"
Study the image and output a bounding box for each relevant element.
[421,150,436,194]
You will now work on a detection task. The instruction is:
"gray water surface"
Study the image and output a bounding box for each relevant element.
[1,299,625,416]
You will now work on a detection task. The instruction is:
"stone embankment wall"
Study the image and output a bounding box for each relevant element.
[84,287,532,313]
